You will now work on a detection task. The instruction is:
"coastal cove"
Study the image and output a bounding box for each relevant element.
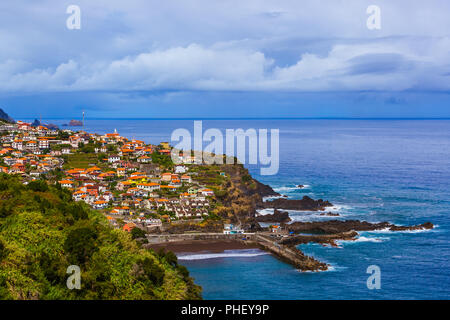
[28,118,450,299]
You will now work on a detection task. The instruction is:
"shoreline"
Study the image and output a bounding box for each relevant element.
[146,239,260,254]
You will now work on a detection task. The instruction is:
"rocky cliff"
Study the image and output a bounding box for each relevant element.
[0,108,15,123]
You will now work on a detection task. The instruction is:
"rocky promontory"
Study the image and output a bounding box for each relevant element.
[0,108,14,123]
[286,220,434,234]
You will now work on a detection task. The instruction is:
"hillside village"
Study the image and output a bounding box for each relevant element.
[0,119,221,235]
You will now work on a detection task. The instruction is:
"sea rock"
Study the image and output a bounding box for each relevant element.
[261,196,332,211]
[389,222,434,231]
[279,231,359,247]
[69,120,83,126]
[297,185,304,188]
[254,180,280,198]
[287,220,434,234]
[320,212,340,217]
[46,123,59,130]
[256,209,291,223]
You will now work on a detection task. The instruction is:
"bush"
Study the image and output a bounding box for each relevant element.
[66,202,89,221]
[141,257,165,287]
[0,240,7,261]
[164,251,178,267]
[131,227,147,239]
[28,180,49,192]
[64,227,99,264]
[0,204,14,218]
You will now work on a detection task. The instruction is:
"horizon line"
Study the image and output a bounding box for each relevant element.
[18,117,450,121]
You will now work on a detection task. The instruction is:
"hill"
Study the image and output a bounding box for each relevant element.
[0,174,201,300]
[0,108,14,123]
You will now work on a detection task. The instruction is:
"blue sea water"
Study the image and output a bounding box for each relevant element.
[44,118,450,299]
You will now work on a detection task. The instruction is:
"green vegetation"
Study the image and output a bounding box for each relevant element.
[151,153,173,168]
[0,174,201,300]
[63,153,100,169]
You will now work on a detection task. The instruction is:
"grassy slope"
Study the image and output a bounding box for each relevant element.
[0,174,201,300]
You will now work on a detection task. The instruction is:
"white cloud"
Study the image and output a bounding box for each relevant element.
[1,37,449,93]
[0,1,449,93]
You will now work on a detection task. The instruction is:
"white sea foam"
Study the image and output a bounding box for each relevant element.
[177,250,269,261]
[286,209,349,223]
[364,225,437,234]
[297,264,347,273]
[262,195,285,202]
[256,208,274,216]
[324,204,352,212]
[334,234,390,247]
[273,185,310,193]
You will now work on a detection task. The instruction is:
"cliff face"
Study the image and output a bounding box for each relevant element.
[0,108,15,123]
[208,163,332,231]
[212,164,275,230]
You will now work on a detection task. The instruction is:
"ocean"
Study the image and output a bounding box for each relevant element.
[42,118,450,299]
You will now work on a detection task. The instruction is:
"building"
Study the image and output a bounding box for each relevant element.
[108,155,121,163]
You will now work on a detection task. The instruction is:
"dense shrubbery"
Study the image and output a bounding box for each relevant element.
[131,227,147,240]
[0,174,201,300]
[151,153,173,168]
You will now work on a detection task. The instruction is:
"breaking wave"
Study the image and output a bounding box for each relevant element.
[177,249,269,261]
[273,185,311,193]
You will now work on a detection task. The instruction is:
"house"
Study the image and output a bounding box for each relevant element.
[144,219,162,228]
[10,163,25,173]
[93,200,108,210]
[160,142,170,149]
[112,206,130,215]
[59,180,75,188]
[72,190,87,201]
[180,175,191,183]
[137,155,151,163]
[223,224,244,234]
[174,165,187,174]
[38,138,49,149]
[137,182,160,192]
[108,155,121,163]
[30,170,41,177]
[123,223,136,233]
[199,188,214,197]
[116,167,126,177]
[3,157,15,166]
[161,172,172,181]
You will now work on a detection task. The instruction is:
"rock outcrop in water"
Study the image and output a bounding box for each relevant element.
[69,120,83,126]
[260,196,332,211]
[285,220,434,234]
[256,209,291,223]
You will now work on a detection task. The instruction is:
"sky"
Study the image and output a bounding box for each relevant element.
[0,0,449,119]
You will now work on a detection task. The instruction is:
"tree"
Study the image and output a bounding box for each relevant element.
[140,257,165,287]
[131,227,147,239]
[27,180,49,192]
[66,202,89,221]
[64,227,99,264]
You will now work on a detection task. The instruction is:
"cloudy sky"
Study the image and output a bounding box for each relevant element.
[1,0,449,118]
